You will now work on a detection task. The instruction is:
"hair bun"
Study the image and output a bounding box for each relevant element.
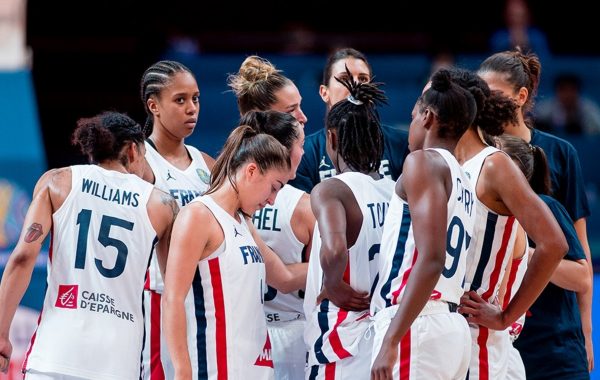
[431,69,452,92]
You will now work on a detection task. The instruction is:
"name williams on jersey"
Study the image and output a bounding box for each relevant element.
[81,178,140,207]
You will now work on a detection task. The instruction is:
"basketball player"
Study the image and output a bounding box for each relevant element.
[229,57,314,379]
[139,60,215,380]
[495,135,590,380]
[162,125,307,380]
[477,49,594,370]
[0,111,178,379]
[370,70,477,380]
[239,110,315,380]
[228,55,308,126]
[290,47,409,193]
[449,67,567,379]
[303,72,394,379]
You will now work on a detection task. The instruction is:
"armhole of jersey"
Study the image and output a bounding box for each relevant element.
[143,186,160,238]
[289,190,308,248]
[475,149,512,214]
[196,198,227,261]
[334,174,366,251]
[474,147,504,189]
[144,141,158,184]
[186,144,209,170]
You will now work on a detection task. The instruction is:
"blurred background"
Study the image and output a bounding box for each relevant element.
[1,0,600,377]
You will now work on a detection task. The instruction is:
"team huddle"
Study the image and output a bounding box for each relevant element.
[0,47,592,380]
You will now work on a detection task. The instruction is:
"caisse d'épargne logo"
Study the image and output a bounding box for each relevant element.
[55,284,78,309]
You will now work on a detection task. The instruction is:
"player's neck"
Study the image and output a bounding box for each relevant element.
[98,161,128,174]
[209,184,244,223]
[424,134,457,155]
[503,111,532,142]
[149,130,187,159]
[454,128,487,164]
[149,132,191,168]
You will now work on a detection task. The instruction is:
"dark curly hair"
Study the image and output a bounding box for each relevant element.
[72,111,144,166]
[446,67,518,137]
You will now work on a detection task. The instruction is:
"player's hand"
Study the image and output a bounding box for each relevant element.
[371,342,397,380]
[316,282,370,311]
[0,337,12,374]
[458,291,506,330]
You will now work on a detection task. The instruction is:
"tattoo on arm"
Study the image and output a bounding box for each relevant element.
[24,223,43,243]
[159,193,179,248]
[160,194,179,224]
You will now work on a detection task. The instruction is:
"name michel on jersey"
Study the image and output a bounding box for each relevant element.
[81,178,140,207]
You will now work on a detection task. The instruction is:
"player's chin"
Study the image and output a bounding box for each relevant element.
[243,204,261,215]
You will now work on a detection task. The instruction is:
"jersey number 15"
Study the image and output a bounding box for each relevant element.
[74,208,134,278]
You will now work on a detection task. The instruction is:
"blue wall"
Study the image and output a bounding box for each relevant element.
[0,70,47,310]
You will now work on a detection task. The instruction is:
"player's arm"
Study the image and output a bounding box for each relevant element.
[460,155,567,329]
[554,144,594,371]
[573,217,594,371]
[372,151,450,380]
[546,207,590,294]
[248,222,307,294]
[290,193,316,260]
[147,189,179,279]
[549,258,590,292]
[0,169,64,372]
[162,203,214,379]
[311,180,369,311]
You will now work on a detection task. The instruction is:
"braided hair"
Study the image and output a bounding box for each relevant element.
[140,60,195,136]
[326,65,387,173]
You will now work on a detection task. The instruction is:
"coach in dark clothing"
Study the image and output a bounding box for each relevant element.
[289,47,409,193]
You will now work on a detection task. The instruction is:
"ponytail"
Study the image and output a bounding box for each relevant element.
[495,134,552,196]
[530,145,552,195]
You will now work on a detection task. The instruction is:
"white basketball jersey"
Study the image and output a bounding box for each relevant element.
[24,165,157,380]
[144,141,211,292]
[304,172,394,366]
[505,234,529,340]
[503,229,529,308]
[190,195,273,380]
[462,147,518,302]
[373,148,475,313]
[252,184,306,322]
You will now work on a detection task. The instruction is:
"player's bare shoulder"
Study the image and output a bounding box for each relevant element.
[148,188,179,227]
[35,167,71,193]
[32,167,73,209]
